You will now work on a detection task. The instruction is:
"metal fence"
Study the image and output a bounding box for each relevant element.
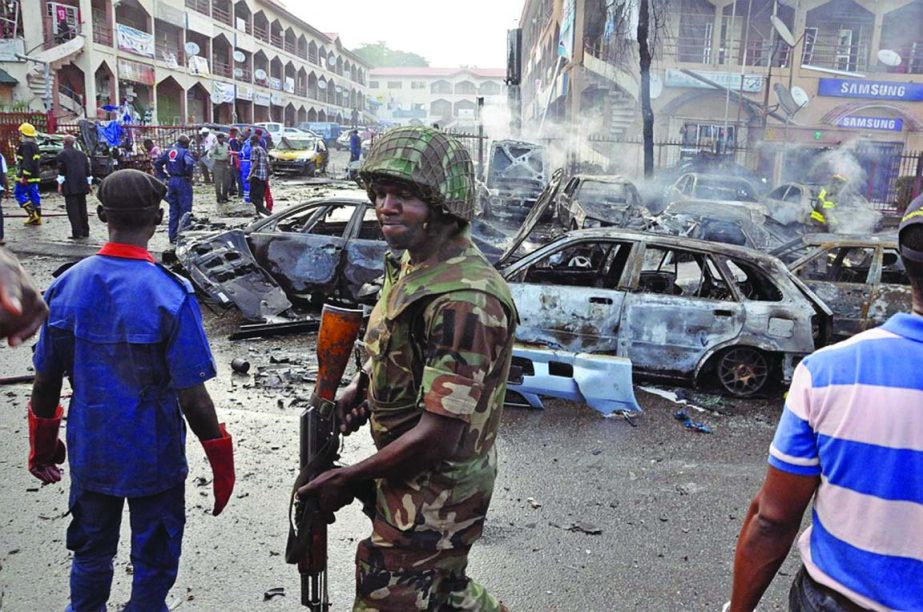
[888,150,923,213]
[0,112,50,168]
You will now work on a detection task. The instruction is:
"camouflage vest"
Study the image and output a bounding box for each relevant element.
[363,234,517,450]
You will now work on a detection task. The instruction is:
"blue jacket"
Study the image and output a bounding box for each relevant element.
[155,144,195,179]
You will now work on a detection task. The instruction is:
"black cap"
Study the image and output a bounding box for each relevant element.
[899,194,923,262]
[98,169,166,212]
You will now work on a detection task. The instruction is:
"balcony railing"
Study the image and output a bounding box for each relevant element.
[213,58,232,78]
[43,18,84,50]
[185,0,210,17]
[92,12,112,46]
[253,24,268,42]
[155,41,184,66]
[284,40,295,55]
[235,66,252,82]
[271,33,283,49]
[886,43,923,74]
[235,15,252,35]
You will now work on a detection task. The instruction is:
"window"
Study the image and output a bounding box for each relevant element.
[768,185,802,203]
[411,81,426,89]
[478,81,502,95]
[722,258,783,301]
[639,246,733,300]
[694,178,757,202]
[356,206,384,240]
[273,204,355,236]
[387,81,402,89]
[795,246,876,283]
[368,80,379,89]
[431,80,452,94]
[523,241,631,288]
[801,27,818,64]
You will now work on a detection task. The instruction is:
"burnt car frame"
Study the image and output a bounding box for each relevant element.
[762,182,883,233]
[498,228,831,396]
[176,195,508,317]
[771,233,910,340]
[478,139,548,220]
[652,200,791,250]
[555,174,651,230]
[665,172,767,214]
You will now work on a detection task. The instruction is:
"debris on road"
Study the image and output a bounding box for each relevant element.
[230,358,251,374]
[263,587,286,601]
[673,410,714,433]
[564,522,603,535]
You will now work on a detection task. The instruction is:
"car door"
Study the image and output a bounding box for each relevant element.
[341,203,390,302]
[557,178,579,228]
[867,247,911,329]
[506,238,635,353]
[619,243,745,378]
[789,245,879,338]
[248,202,355,299]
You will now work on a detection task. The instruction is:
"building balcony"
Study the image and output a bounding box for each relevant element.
[284,40,296,55]
[186,0,210,18]
[253,25,269,43]
[235,66,252,82]
[886,43,923,75]
[213,4,233,27]
[213,59,232,78]
[271,34,283,50]
[155,42,184,67]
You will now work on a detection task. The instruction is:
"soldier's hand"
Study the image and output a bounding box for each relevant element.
[297,468,355,515]
[335,377,369,435]
[0,248,48,347]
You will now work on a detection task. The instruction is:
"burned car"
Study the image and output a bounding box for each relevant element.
[762,182,883,234]
[771,234,910,340]
[665,173,767,214]
[269,136,329,176]
[652,200,790,250]
[478,139,548,220]
[176,195,509,317]
[556,174,651,230]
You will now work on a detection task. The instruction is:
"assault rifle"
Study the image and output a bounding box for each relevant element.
[285,304,365,610]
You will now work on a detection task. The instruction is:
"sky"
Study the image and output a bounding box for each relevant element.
[283,0,524,69]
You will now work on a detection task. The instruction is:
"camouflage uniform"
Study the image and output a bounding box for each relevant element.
[356,231,517,611]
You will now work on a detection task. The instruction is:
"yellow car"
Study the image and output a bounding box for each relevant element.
[269,136,329,176]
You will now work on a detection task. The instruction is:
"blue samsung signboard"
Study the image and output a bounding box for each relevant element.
[835,116,904,131]
[818,78,923,101]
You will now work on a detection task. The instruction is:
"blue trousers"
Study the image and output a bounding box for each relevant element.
[65,483,185,612]
[165,177,192,243]
[14,182,41,208]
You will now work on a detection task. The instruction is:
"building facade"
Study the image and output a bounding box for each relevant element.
[519,0,923,201]
[368,67,507,130]
[0,0,372,126]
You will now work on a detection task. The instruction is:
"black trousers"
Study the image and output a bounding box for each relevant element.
[789,566,869,612]
[64,193,90,237]
[250,177,269,214]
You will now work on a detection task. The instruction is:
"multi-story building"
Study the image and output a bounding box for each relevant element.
[0,0,372,126]
[519,0,923,202]
[368,67,507,130]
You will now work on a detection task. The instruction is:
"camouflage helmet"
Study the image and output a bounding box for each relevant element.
[359,126,475,222]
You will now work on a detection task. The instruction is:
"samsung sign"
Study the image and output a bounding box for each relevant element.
[835,116,903,131]
[818,78,923,101]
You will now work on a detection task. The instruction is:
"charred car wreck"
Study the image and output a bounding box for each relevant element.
[478,139,548,220]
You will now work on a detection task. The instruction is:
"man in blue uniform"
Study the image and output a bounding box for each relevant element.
[27,169,235,611]
[154,135,195,243]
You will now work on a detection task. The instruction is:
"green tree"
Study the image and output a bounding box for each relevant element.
[353,41,429,68]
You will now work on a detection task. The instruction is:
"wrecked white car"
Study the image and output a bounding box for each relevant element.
[496,195,832,397]
[771,233,910,340]
[478,139,549,220]
[762,182,883,234]
[555,174,652,231]
[652,200,791,250]
[665,173,768,215]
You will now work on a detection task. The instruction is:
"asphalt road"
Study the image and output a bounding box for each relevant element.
[0,167,802,611]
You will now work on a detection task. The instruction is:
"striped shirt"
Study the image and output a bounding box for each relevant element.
[249,144,270,181]
[769,313,923,611]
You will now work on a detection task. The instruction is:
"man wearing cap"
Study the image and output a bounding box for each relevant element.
[210,132,231,204]
[729,193,923,611]
[154,135,196,243]
[27,169,235,611]
[14,122,43,226]
[298,126,517,611]
[55,134,93,239]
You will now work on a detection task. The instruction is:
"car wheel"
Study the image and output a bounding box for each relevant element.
[716,347,770,397]
[303,162,316,177]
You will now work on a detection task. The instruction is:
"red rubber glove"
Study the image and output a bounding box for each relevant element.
[200,423,235,516]
[28,402,66,484]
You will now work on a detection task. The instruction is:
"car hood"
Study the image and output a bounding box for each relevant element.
[496,168,564,267]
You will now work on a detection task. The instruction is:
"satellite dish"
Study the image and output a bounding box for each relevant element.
[878,49,902,67]
[254,68,267,80]
[790,86,810,109]
[770,15,796,47]
[233,50,246,63]
[328,54,336,66]
[649,74,663,99]
[210,92,222,104]
[774,82,800,117]
[233,68,244,78]
[184,41,200,56]
[317,80,327,90]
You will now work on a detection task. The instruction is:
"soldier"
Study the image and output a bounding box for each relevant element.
[154,135,196,243]
[298,126,517,611]
[14,122,43,226]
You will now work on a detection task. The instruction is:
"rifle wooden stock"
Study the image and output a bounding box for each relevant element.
[286,304,364,610]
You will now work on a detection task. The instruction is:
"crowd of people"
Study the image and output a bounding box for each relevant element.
[0,126,920,611]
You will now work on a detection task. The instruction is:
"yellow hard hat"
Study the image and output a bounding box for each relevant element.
[18,122,37,137]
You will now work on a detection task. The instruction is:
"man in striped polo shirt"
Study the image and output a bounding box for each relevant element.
[730,195,923,611]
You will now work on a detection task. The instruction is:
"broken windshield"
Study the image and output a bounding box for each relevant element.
[696,178,757,202]
[576,181,629,204]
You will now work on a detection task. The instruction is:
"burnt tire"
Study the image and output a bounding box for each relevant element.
[716,346,771,397]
